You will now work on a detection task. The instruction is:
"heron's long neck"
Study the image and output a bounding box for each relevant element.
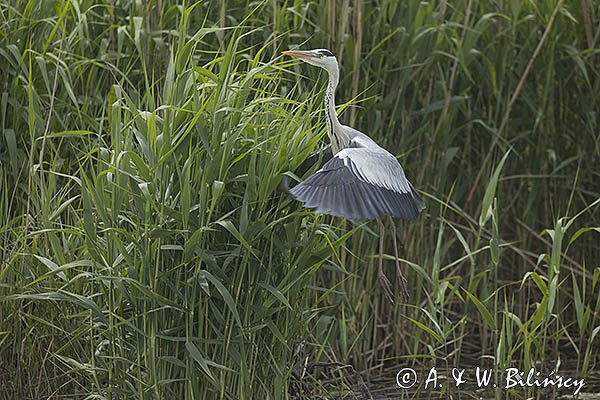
[325,66,345,154]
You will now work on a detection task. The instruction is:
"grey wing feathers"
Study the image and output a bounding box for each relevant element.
[288,148,425,221]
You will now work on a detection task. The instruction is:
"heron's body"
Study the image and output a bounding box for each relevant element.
[283,49,425,221]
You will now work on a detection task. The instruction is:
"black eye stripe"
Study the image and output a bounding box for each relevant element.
[319,50,334,57]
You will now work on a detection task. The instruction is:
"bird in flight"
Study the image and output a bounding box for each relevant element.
[282,48,425,301]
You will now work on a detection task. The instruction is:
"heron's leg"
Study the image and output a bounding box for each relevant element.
[390,216,409,300]
[377,218,394,303]
[341,219,347,268]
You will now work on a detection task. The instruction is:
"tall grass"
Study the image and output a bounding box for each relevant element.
[1,0,599,398]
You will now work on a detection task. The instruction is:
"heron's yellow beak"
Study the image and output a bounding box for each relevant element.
[282,50,316,60]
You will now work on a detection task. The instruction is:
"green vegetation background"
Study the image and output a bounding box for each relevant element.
[1,0,599,398]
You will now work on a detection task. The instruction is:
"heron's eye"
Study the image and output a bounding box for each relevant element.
[319,50,334,57]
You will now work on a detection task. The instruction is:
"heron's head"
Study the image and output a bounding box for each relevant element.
[283,48,337,72]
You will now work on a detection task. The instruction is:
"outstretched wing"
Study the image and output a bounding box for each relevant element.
[289,145,425,221]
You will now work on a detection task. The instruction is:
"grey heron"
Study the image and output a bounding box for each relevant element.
[283,48,425,301]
